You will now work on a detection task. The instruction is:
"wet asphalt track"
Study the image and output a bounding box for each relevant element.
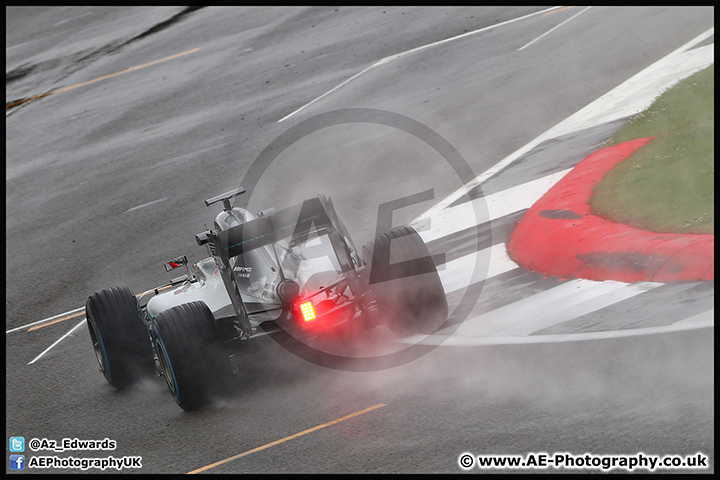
[6,7,714,473]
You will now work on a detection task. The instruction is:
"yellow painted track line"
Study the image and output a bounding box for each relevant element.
[26,311,85,332]
[6,47,201,108]
[6,307,83,334]
[543,6,576,16]
[186,404,388,474]
[8,285,174,334]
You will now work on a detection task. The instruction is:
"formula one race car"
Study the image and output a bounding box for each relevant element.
[85,187,447,410]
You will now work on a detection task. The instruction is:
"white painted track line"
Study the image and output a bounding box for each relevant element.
[435,243,518,294]
[413,169,571,244]
[278,6,562,122]
[518,6,592,51]
[124,197,167,214]
[450,280,654,337]
[409,308,714,346]
[6,307,84,334]
[27,318,86,365]
[488,281,663,336]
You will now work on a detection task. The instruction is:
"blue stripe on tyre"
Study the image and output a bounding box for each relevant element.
[86,310,112,384]
[152,326,181,405]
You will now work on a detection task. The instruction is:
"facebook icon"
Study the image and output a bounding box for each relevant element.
[10,455,25,470]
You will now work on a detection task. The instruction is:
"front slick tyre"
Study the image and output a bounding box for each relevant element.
[85,285,155,390]
[152,301,227,411]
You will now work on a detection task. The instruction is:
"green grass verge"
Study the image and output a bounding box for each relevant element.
[591,64,714,234]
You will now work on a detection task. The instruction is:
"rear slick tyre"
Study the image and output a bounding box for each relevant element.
[151,301,227,411]
[362,226,448,336]
[85,285,155,390]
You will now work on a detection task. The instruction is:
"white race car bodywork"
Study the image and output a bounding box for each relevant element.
[146,206,345,326]
[146,258,231,318]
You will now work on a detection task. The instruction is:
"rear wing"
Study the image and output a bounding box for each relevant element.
[195,195,356,337]
[220,196,333,258]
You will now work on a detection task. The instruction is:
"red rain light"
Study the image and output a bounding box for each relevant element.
[299,301,316,322]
